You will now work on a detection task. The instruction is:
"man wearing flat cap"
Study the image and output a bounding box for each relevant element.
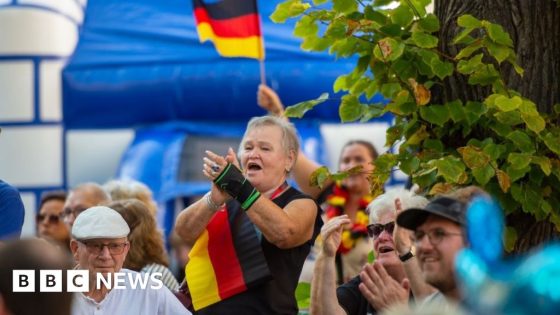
[396,196,468,307]
[70,206,188,315]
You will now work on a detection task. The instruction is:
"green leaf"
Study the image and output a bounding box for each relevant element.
[333,0,358,14]
[503,226,517,252]
[418,14,440,32]
[507,152,532,170]
[506,164,531,183]
[411,31,439,48]
[483,143,507,160]
[472,164,495,185]
[295,282,311,310]
[374,0,395,6]
[468,64,500,86]
[431,59,454,80]
[457,14,482,28]
[270,0,311,23]
[484,21,513,47]
[532,156,552,176]
[376,38,405,61]
[294,16,318,38]
[399,153,421,174]
[339,94,364,122]
[325,18,347,39]
[333,74,349,92]
[519,99,539,115]
[457,145,491,169]
[457,54,484,74]
[309,166,330,189]
[494,95,522,112]
[434,156,467,184]
[423,139,444,151]
[507,130,535,153]
[464,101,487,125]
[455,42,483,59]
[374,153,398,173]
[507,55,524,76]
[284,93,329,118]
[391,5,414,27]
[313,0,328,4]
[364,6,389,25]
[386,124,404,147]
[419,104,450,127]
[380,82,402,99]
[521,113,546,134]
[494,111,524,126]
[453,28,475,45]
[484,39,512,63]
[543,132,560,155]
[361,103,387,122]
[447,100,465,123]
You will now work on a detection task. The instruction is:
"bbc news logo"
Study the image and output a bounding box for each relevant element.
[13,270,163,292]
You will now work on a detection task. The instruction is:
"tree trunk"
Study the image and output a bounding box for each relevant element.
[434,0,560,253]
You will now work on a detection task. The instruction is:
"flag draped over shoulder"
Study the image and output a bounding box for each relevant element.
[185,205,271,310]
[193,0,264,59]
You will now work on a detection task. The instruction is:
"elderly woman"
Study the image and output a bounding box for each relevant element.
[175,116,322,314]
[258,85,378,282]
[311,189,429,315]
[108,199,179,291]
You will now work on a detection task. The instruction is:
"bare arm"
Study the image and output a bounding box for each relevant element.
[174,191,221,247]
[393,198,436,301]
[310,215,351,315]
[246,196,318,249]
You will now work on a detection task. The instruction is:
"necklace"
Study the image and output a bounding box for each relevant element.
[325,183,373,254]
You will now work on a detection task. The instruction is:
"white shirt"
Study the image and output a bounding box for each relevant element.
[71,269,189,315]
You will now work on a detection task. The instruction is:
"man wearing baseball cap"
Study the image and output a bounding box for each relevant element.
[70,206,188,315]
[396,196,467,306]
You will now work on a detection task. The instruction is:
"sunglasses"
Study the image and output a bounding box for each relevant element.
[366,221,395,238]
[36,214,61,224]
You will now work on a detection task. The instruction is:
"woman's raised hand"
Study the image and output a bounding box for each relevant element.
[257,84,284,117]
[320,215,351,258]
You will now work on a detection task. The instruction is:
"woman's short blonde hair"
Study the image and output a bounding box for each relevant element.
[239,116,300,162]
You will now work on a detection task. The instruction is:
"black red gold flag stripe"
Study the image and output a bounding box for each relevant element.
[193,0,264,59]
[185,204,271,310]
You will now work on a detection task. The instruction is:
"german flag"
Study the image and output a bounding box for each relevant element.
[185,204,271,310]
[193,0,264,59]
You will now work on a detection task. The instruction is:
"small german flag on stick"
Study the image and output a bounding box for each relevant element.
[193,0,265,60]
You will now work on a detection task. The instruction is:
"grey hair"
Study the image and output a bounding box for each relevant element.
[71,182,112,204]
[239,116,300,160]
[368,188,428,223]
[103,179,158,216]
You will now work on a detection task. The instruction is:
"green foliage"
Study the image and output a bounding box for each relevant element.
[272,0,560,240]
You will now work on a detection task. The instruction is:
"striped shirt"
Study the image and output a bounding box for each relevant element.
[141,263,180,291]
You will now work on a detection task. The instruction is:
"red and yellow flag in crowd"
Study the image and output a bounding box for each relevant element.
[185,206,271,310]
[193,0,264,59]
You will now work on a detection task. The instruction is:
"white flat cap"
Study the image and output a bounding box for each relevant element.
[72,206,130,240]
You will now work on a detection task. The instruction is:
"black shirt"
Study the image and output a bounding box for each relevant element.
[337,276,377,315]
[196,187,322,315]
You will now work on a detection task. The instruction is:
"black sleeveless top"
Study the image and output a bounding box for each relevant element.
[196,187,322,315]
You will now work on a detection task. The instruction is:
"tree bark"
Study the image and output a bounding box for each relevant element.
[434,0,560,252]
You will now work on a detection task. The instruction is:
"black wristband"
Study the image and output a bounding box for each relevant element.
[214,163,261,210]
[399,250,414,262]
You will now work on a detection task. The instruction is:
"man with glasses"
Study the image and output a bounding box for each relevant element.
[396,196,468,307]
[310,189,428,315]
[70,206,188,314]
[62,182,111,228]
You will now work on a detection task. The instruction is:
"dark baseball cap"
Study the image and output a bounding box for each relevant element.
[397,196,467,230]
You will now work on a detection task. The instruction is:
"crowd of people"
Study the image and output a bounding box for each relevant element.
[0,86,543,315]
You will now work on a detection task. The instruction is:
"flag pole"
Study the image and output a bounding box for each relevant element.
[259,59,266,85]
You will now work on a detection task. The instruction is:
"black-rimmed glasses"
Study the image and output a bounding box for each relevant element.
[366,221,395,238]
[80,241,129,255]
[414,228,462,246]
